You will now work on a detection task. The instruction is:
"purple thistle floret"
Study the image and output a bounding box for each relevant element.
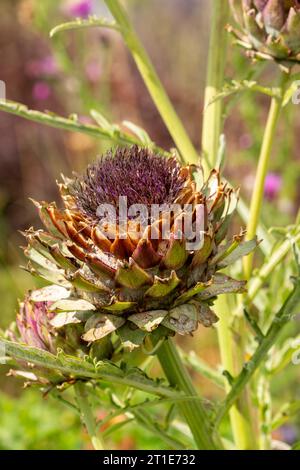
[65,0,93,19]
[71,146,187,222]
[264,172,282,200]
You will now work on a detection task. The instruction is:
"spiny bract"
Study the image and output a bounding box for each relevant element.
[229,0,300,65]
[22,146,257,357]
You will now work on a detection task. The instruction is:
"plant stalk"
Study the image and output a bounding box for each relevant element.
[157,338,219,450]
[200,0,255,450]
[215,297,256,449]
[74,381,105,450]
[243,73,288,279]
[215,280,300,427]
[201,0,229,172]
[104,0,199,165]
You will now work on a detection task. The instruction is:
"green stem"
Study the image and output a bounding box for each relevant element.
[243,73,289,280]
[215,297,256,449]
[215,281,300,428]
[201,0,229,172]
[157,338,219,450]
[248,230,300,302]
[103,0,199,165]
[233,72,289,448]
[200,0,255,450]
[74,381,105,450]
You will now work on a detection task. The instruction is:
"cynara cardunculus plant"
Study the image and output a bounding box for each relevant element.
[1,0,300,453]
[22,146,255,356]
[229,0,300,65]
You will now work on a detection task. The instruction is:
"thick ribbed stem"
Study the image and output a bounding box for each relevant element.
[243,73,288,279]
[200,0,255,450]
[157,338,219,450]
[201,0,229,172]
[215,297,256,449]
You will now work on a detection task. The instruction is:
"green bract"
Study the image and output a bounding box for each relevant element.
[230,0,300,65]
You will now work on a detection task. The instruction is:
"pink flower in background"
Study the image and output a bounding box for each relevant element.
[26,56,59,78]
[85,61,102,83]
[65,0,93,18]
[39,56,59,76]
[32,82,51,101]
[264,172,282,201]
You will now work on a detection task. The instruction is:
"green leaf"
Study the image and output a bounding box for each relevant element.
[180,350,224,388]
[206,80,278,108]
[248,228,300,301]
[0,100,141,148]
[282,80,300,107]
[266,334,300,374]
[122,121,153,145]
[90,109,120,135]
[50,16,120,38]
[215,280,300,428]
[216,238,258,268]
[236,197,274,256]
[0,339,179,398]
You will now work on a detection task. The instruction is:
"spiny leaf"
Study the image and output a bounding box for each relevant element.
[0,339,179,398]
[50,16,120,38]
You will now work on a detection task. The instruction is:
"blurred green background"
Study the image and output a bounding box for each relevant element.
[0,0,299,449]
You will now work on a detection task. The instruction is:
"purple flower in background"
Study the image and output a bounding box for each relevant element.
[279,425,298,446]
[26,56,59,78]
[65,0,93,18]
[39,56,59,76]
[32,82,51,101]
[85,61,102,83]
[264,173,282,201]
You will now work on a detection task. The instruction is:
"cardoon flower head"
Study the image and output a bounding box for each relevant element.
[229,0,300,66]
[23,146,257,353]
[72,147,186,221]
